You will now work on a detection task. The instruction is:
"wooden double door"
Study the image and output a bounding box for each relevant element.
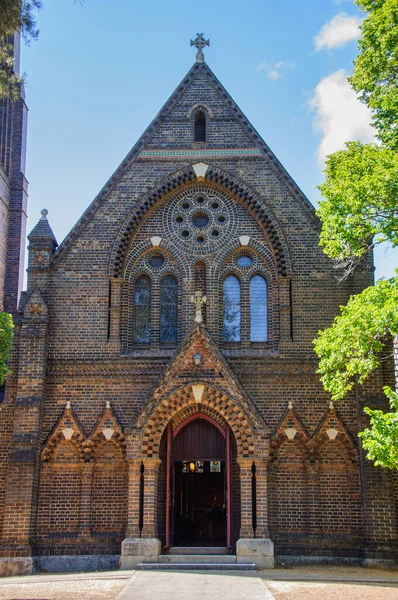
[165,415,232,548]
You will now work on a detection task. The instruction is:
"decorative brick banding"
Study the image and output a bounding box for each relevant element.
[141,384,255,458]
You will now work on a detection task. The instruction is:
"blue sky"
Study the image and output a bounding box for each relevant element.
[20,0,396,279]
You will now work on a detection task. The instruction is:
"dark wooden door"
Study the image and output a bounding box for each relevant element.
[173,418,225,461]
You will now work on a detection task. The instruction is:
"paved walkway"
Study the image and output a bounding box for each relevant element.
[1,566,398,600]
[116,570,275,600]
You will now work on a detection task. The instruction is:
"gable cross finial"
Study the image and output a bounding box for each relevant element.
[190,33,210,63]
[190,290,207,323]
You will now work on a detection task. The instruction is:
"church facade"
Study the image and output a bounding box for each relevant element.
[0,37,397,575]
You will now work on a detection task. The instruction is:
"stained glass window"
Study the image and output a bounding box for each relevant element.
[160,275,178,343]
[182,461,204,473]
[223,275,241,342]
[210,461,221,473]
[133,275,151,343]
[250,275,267,342]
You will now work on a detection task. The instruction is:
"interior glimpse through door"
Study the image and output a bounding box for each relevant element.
[165,415,232,548]
[173,459,226,546]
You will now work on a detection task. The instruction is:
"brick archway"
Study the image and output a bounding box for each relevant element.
[139,384,261,459]
[108,165,292,280]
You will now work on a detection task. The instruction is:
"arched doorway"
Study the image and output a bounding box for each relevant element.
[164,414,233,549]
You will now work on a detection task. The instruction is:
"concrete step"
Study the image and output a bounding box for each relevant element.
[169,546,229,555]
[160,554,236,564]
[136,562,256,571]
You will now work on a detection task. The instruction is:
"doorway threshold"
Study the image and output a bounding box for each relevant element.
[167,547,230,555]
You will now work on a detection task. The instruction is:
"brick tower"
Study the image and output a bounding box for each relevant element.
[0,33,29,315]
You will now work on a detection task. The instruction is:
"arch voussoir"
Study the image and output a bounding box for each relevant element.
[140,384,258,459]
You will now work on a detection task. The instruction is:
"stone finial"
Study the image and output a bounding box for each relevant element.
[66,401,71,410]
[288,401,293,410]
[329,401,334,410]
[190,290,207,323]
[41,208,48,217]
[106,400,111,409]
[190,33,210,63]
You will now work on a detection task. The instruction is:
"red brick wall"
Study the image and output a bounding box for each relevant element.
[91,441,128,536]
[268,441,309,539]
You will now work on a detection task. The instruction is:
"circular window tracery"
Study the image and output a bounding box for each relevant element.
[192,213,209,228]
[164,185,237,255]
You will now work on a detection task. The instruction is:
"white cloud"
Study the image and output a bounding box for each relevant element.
[256,60,296,80]
[310,69,375,165]
[314,13,362,51]
[268,70,280,80]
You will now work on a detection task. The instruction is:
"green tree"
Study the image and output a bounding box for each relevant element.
[0,312,13,386]
[314,0,398,468]
[0,0,42,99]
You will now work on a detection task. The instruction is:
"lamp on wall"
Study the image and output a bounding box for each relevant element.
[193,353,202,366]
[189,462,196,472]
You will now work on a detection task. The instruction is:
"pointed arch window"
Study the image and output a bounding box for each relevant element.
[194,111,206,142]
[250,275,267,342]
[223,275,241,342]
[160,275,178,343]
[133,275,151,343]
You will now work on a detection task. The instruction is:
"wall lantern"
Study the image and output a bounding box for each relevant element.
[189,461,196,472]
[193,353,202,366]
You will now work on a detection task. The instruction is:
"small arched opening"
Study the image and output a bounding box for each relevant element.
[194,111,206,142]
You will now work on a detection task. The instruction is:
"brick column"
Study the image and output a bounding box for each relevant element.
[254,459,269,538]
[126,458,143,537]
[236,457,274,569]
[120,455,162,568]
[237,458,254,538]
[0,303,48,576]
[141,458,162,538]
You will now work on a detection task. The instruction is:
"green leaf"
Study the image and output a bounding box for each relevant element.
[0,312,13,386]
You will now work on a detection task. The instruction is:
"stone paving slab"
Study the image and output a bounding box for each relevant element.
[116,569,275,600]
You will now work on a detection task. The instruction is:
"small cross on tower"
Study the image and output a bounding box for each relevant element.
[190,290,207,323]
[190,33,210,63]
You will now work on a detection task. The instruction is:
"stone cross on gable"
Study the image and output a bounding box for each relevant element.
[190,290,207,323]
[190,33,210,63]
